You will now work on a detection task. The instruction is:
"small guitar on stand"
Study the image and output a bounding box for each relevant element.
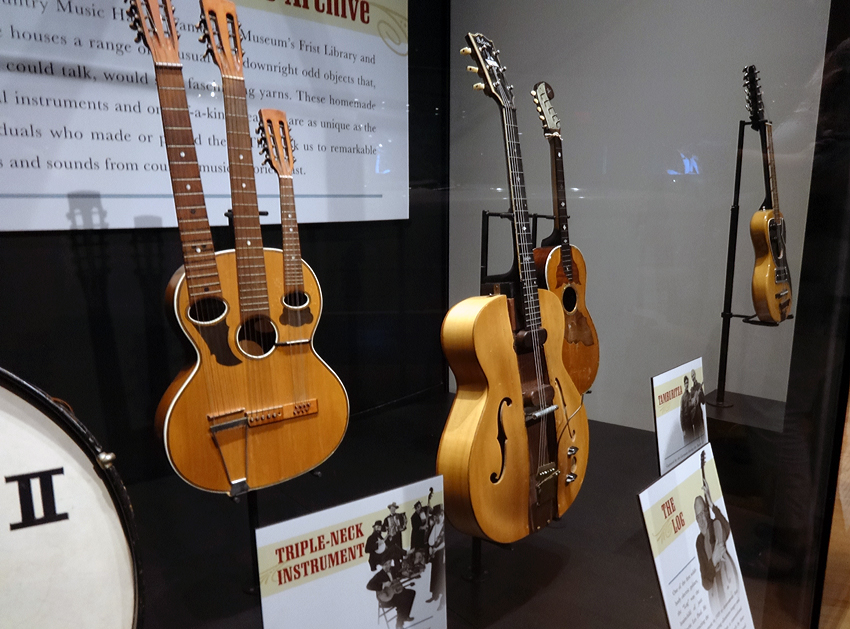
[436,33,588,544]
[530,82,599,393]
[744,65,792,323]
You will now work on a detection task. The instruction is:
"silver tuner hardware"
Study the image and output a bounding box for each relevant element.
[97,451,117,469]
[460,47,472,55]
[564,473,577,485]
[473,83,485,91]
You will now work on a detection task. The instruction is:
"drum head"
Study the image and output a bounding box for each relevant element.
[0,369,140,628]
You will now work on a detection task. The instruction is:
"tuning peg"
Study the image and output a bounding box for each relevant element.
[466,65,478,73]
[134,31,143,43]
[530,90,536,96]
[473,83,485,91]
[533,97,539,104]
[460,47,472,55]
[539,115,545,121]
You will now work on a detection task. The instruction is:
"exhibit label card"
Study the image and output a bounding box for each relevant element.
[652,357,708,475]
[256,476,447,629]
[639,445,754,629]
[0,0,408,230]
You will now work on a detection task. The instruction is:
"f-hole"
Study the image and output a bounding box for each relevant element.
[283,291,310,310]
[188,296,228,325]
[237,315,277,358]
[562,286,578,314]
[491,397,511,484]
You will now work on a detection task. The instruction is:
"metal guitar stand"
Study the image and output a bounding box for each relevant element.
[479,209,553,294]
[710,120,793,408]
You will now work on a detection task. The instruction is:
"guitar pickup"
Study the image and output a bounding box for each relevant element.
[525,404,558,426]
[246,399,318,427]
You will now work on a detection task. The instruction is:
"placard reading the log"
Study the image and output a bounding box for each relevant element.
[652,357,708,475]
[639,445,754,629]
[0,0,408,230]
[256,476,447,629]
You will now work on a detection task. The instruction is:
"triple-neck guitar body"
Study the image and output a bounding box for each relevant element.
[437,34,588,544]
[131,0,348,495]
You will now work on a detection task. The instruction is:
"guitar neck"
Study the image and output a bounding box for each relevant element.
[154,65,222,300]
[764,122,781,218]
[547,132,574,282]
[501,106,542,332]
[220,75,271,318]
[278,175,305,292]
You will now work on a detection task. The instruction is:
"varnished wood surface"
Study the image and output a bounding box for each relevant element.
[750,209,792,323]
[534,244,600,393]
[156,249,349,493]
[436,292,589,543]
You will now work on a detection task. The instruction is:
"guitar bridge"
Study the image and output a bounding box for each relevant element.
[535,462,560,505]
[247,399,318,426]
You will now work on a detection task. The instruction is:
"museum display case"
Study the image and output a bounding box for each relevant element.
[1,0,850,626]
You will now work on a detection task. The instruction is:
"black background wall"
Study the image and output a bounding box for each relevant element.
[0,0,450,486]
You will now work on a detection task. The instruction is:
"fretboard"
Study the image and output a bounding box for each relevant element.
[221,75,270,319]
[765,122,781,218]
[154,65,221,301]
[502,106,541,332]
[278,176,304,291]
[547,132,573,282]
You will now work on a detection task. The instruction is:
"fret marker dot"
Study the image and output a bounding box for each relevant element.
[242,183,246,188]
[195,247,201,253]
[186,184,191,190]
[180,151,185,157]
[289,228,293,232]
[239,154,244,160]
[247,240,252,246]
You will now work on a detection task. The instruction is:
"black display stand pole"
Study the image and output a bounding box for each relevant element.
[710,119,787,408]
[479,209,552,286]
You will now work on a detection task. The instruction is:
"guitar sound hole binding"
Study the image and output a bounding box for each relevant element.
[562,286,578,313]
[187,296,228,325]
[283,290,310,309]
[237,315,278,358]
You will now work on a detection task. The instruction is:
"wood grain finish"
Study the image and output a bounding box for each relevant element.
[156,249,349,493]
[536,244,600,394]
[436,292,589,543]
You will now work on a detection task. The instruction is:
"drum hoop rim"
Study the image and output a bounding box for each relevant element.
[0,366,144,629]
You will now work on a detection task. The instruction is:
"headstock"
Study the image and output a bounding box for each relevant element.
[531,82,560,135]
[743,65,766,128]
[125,0,180,65]
[198,0,243,78]
[257,109,294,178]
[461,32,514,110]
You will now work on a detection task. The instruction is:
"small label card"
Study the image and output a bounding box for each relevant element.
[639,445,754,629]
[652,357,708,475]
[256,476,447,629]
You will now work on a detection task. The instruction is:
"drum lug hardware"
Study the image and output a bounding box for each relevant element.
[97,451,117,469]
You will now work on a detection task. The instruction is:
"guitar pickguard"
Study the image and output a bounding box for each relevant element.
[196,319,240,366]
[768,217,789,282]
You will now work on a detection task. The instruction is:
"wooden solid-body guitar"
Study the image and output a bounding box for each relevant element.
[130,0,347,494]
[437,34,588,544]
[530,82,599,393]
[744,65,792,323]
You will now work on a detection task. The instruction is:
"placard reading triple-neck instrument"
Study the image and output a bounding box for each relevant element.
[0,0,408,230]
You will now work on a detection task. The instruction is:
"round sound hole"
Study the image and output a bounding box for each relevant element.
[282,290,310,310]
[237,315,278,358]
[562,286,578,314]
[187,296,228,325]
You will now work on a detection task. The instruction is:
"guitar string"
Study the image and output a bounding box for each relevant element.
[504,102,551,484]
[159,66,230,445]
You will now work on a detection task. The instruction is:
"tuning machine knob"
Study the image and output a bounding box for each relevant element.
[460,46,472,55]
[472,83,485,91]
[466,65,479,74]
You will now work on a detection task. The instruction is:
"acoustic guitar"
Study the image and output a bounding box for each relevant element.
[129,0,348,494]
[744,65,792,323]
[530,82,599,393]
[194,0,348,493]
[436,34,589,544]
